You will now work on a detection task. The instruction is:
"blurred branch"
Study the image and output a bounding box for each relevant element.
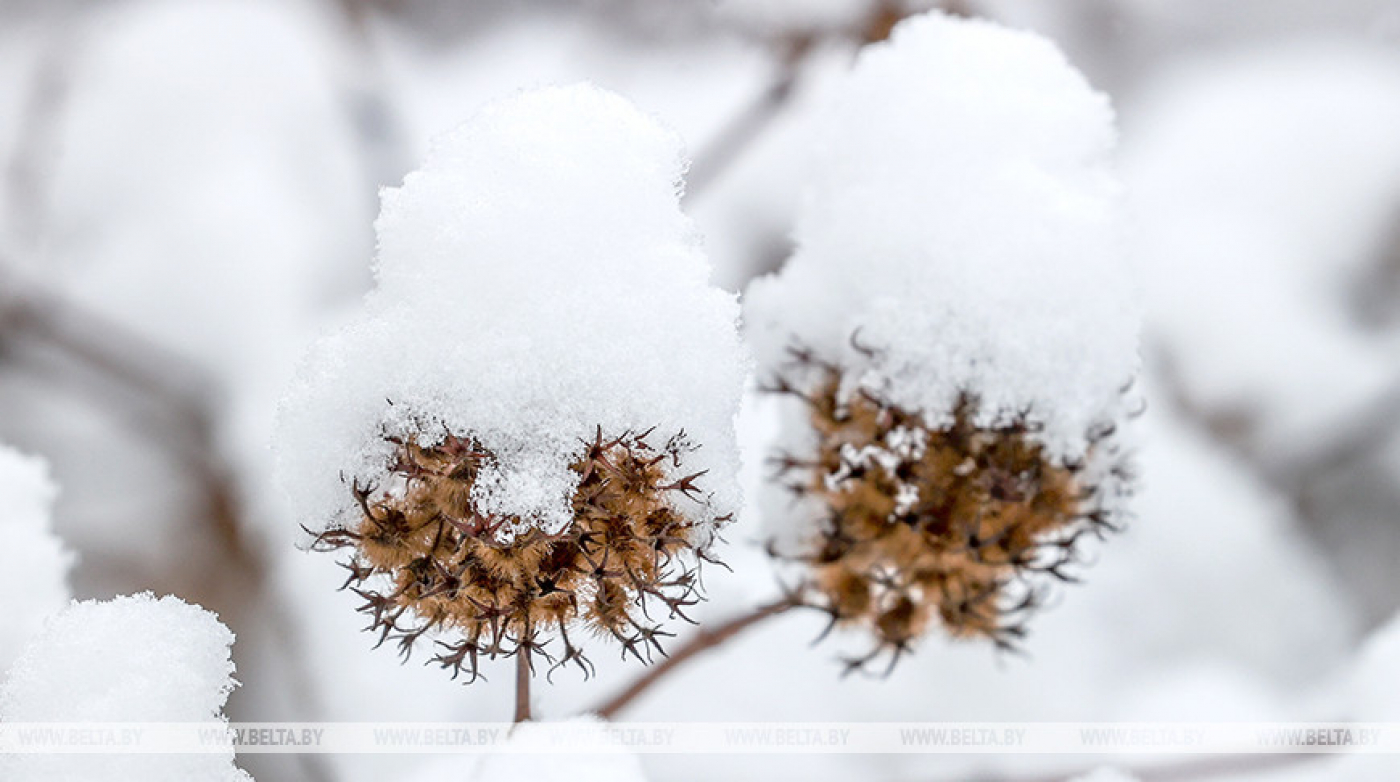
[685,36,813,201]
[329,0,413,190]
[0,269,331,782]
[687,0,977,203]
[0,268,215,429]
[1151,343,1400,506]
[1279,381,1400,490]
[3,10,78,252]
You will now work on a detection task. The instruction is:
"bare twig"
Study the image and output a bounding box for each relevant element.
[684,37,812,201]
[594,595,800,719]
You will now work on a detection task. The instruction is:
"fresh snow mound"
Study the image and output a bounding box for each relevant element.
[0,445,73,671]
[276,83,747,538]
[745,12,1139,460]
[0,593,250,782]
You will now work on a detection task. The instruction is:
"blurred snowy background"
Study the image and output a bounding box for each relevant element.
[2,1,1400,781]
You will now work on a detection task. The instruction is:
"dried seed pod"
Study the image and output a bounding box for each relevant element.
[275,86,749,686]
[742,14,1141,675]
[310,424,725,683]
[766,350,1132,673]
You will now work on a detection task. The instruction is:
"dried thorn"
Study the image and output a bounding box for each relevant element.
[661,469,709,499]
[337,559,375,590]
[305,524,359,552]
[848,326,882,359]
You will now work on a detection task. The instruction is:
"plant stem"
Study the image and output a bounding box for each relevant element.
[514,651,532,723]
[594,596,800,719]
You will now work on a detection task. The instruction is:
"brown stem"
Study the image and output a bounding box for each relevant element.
[594,596,800,719]
[515,651,532,723]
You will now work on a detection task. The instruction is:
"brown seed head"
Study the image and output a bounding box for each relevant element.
[309,424,722,682]
[766,346,1129,674]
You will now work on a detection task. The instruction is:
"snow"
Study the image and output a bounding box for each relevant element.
[0,592,249,781]
[1069,768,1140,782]
[1343,608,1400,719]
[276,83,748,538]
[46,0,369,385]
[744,12,1139,463]
[0,444,73,671]
[1124,41,1400,458]
[397,717,648,782]
[1232,611,1400,782]
[1085,403,1358,690]
[1318,611,1400,780]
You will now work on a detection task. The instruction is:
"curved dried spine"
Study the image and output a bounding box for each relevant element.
[767,351,1129,674]
[309,425,722,683]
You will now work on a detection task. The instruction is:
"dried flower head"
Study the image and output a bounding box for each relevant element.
[309,422,726,682]
[765,346,1132,673]
[275,86,748,685]
[742,15,1141,673]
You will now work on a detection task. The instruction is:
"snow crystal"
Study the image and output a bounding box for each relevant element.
[0,444,73,671]
[744,12,1139,461]
[276,83,747,538]
[0,593,249,782]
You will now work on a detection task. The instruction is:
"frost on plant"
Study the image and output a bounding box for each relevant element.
[276,84,748,682]
[0,444,74,671]
[745,13,1140,670]
[0,593,249,782]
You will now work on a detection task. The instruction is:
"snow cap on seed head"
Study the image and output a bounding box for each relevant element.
[746,13,1140,666]
[746,12,1139,465]
[276,83,748,542]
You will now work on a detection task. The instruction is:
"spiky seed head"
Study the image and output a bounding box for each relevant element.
[767,348,1131,673]
[309,424,723,683]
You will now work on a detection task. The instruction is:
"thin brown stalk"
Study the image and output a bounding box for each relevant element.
[515,651,532,723]
[594,595,800,719]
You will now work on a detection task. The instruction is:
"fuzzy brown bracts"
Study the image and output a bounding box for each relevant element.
[308,425,724,683]
[765,347,1129,674]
